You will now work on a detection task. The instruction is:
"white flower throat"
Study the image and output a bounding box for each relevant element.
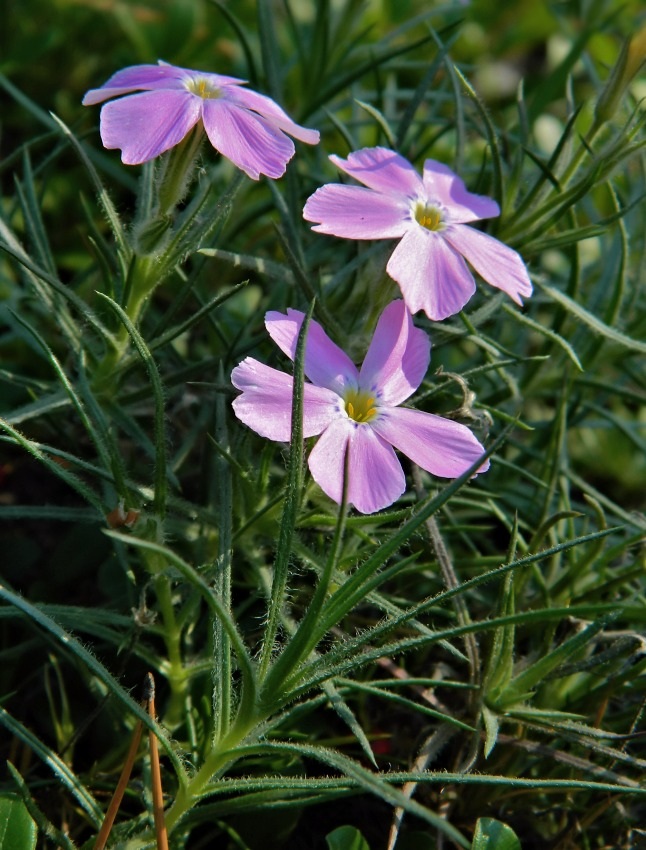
[187,77,222,100]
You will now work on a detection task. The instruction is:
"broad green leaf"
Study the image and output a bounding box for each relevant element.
[327,826,371,850]
[0,795,37,850]
[472,818,521,850]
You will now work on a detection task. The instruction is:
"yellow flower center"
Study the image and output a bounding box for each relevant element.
[414,201,445,231]
[188,77,222,100]
[344,388,378,423]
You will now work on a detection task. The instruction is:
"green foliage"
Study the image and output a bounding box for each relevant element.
[326,825,371,850]
[0,794,37,850]
[472,818,521,850]
[0,1,644,848]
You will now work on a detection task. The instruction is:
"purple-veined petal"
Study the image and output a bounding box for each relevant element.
[443,225,533,304]
[83,62,245,106]
[329,147,424,198]
[387,228,476,320]
[303,184,409,239]
[224,85,320,144]
[231,358,339,441]
[82,63,191,105]
[99,90,201,164]
[372,407,489,478]
[422,160,500,223]
[201,99,295,179]
[359,300,430,406]
[307,418,352,506]
[265,309,359,395]
[308,419,405,513]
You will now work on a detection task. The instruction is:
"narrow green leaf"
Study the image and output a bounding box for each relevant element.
[209,1,259,85]
[257,0,283,102]
[140,281,249,357]
[481,705,500,760]
[506,612,621,697]
[212,362,233,741]
[15,152,56,275]
[48,113,129,259]
[0,417,104,514]
[452,65,503,207]
[395,28,459,148]
[9,310,116,475]
[105,531,257,723]
[257,301,315,681]
[6,765,75,850]
[483,571,516,705]
[95,292,168,518]
[158,170,243,273]
[0,710,101,826]
[233,740,470,848]
[198,248,290,280]
[317,429,509,637]
[322,681,377,768]
[355,99,396,147]
[539,281,646,354]
[307,33,436,119]
[0,229,115,348]
[0,582,185,779]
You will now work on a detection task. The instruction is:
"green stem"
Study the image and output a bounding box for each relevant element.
[154,572,188,730]
[164,712,260,832]
[212,364,233,740]
[557,118,603,191]
[259,452,349,704]
[92,254,158,390]
[257,301,315,680]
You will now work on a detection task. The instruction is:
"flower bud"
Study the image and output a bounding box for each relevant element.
[595,27,646,124]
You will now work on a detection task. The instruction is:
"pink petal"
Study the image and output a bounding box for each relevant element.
[359,301,430,406]
[443,225,533,305]
[386,228,476,320]
[201,99,295,179]
[265,309,359,395]
[303,184,409,239]
[422,160,500,223]
[99,90,201,164]
[308,419,406,513]
[231,358,339,441]
[83,62,245,106]
[372,407,489,478]
[329,147,424,197]
[224,86,320,145]
[82,63,191,105]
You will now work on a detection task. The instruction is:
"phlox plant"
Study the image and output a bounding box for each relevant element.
[0,2,645,849]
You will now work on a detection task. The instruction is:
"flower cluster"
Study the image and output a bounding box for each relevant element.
[84,61,533,513]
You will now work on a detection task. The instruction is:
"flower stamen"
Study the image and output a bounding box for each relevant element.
[188,77,221,100]
[345,389,378,423]
[414,201,445,232]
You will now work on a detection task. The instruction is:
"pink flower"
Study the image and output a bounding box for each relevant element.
[82,61,320,179]
[303,147,532,320]
[231,300,488,514]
